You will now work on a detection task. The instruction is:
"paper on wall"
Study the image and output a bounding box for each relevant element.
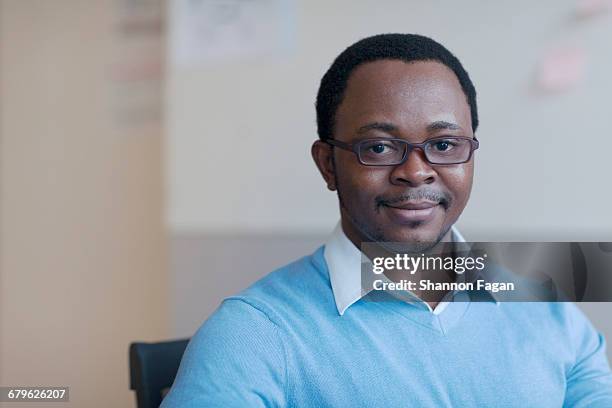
[170,0,295,68]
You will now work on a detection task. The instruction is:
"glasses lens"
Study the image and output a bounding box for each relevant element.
[358,139,407,165]
[425,138,472,164]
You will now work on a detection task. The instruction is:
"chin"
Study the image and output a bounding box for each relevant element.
[392,231,439,244]
[378,223,447,250]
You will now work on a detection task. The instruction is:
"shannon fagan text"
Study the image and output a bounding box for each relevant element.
[372,279,514,293]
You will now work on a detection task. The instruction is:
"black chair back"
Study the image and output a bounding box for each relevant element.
[129,339,189,408]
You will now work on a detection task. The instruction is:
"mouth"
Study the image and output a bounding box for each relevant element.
[383,201,441,224]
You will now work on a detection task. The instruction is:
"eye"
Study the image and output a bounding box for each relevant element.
[362,140,398,155]
[370,143,388,154]
[432,140,455,152]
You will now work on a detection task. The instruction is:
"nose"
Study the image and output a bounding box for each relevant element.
[389,147,437,187]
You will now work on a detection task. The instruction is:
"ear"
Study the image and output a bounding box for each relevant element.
[311,140,337,191]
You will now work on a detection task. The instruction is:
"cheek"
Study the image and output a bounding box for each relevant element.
[337,160,388,201]
[441,163,474,205]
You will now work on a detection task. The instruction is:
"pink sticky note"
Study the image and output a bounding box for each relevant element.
[536,47,587,92]
[575,0,612,18]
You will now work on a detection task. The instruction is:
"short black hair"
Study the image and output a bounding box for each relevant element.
[316,33,478,140]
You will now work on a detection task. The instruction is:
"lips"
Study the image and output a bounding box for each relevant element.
[383,201,440,223]
[387,201,439,210]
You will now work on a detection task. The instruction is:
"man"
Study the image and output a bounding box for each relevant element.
[162,34,612,407]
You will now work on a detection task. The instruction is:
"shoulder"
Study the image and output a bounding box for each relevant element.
[217,245,336,327]
[499,302,600,348]
[500,301,590,325]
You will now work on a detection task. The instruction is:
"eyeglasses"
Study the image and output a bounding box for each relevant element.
[324,136,479,166]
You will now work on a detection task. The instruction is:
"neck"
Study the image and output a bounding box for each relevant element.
[340,217,457,309]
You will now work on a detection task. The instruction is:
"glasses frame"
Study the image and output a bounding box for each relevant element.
[324,136,479,166]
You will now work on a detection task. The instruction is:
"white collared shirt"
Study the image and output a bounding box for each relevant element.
[324,222,467,316]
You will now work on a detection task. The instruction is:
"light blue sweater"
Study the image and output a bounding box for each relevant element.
[162,246,612,407]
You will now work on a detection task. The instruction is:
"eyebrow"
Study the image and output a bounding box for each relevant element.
[356,120,463,135]
[356,122,398,134]
[426,121,463,132]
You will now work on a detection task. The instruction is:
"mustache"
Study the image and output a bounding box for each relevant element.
[375,189,452,209]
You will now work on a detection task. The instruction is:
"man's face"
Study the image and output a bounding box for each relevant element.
[313,60,475,249]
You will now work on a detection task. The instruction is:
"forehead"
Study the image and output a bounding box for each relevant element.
[335,59,472,137]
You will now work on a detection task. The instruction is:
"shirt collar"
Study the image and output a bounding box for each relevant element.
[323,222,497,316]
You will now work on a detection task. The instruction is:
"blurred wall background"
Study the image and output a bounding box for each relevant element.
[0,1,168,407]
[168,0,612,237]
